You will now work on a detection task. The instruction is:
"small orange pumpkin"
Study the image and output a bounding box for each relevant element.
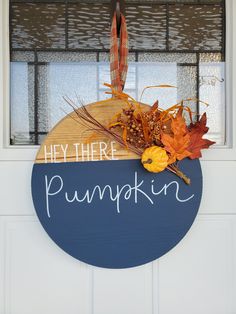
[141,146,168,173]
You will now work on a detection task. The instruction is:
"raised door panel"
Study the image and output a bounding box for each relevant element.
[93,264,153,314]
[0,216,92,314]
[158,216,236,314]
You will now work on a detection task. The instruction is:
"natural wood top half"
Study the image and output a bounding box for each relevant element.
[36,99,148,164]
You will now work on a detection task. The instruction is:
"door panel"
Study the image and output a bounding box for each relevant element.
[0,216,92,314]
[159,216,236,314]
[1,214,236,313]
[92,265,153,314]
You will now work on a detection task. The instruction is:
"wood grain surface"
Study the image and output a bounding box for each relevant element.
[36,99,148,163]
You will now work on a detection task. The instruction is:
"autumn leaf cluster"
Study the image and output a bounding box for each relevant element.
[67,85,215,184]
[110,101,215,165]
[161,108,215,163]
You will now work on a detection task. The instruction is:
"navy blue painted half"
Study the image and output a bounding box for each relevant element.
[31,158,202,268]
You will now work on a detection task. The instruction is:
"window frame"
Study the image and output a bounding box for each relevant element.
[0,0,235,161]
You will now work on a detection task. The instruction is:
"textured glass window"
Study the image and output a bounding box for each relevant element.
[10,0,226,145]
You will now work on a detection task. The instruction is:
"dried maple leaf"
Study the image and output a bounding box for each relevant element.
[171,107,188,135]
[187,113,215,159]
[161,108,191,163]
[162,133,191,163]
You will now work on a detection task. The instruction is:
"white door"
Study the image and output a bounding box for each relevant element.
[0,0,236,313]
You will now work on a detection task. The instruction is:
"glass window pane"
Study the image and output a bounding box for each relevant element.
[68,3,110,49]
[11,3,66,49]
[126,4,167,50]
[10,62,35,145]
[199,53,225,145]
[46,63,98,129]
[169,4,223,51]
[9,0,226,147]
[10,0,224,52]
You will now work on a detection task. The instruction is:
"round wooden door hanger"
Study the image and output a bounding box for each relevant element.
[31,99,202,269]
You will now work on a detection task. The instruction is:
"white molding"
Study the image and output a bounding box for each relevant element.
[0,216,93,314]
[0,216,6,314]
[152,261,160,314]
[0,0,235,161]
[0,0,10,150]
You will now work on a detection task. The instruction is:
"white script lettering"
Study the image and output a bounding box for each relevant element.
[44,172,194,217]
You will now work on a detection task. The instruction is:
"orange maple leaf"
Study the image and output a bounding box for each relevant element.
[161,108,191,163]
[171,107,188,136]
[162,133,191,163]
[187,113,215,159]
